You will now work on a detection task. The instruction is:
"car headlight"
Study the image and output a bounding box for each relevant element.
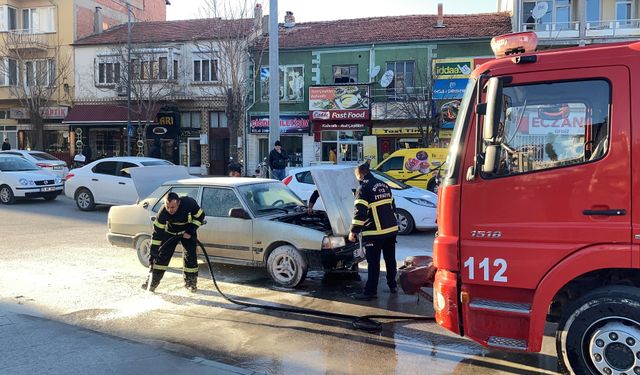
[55,177,63,184]
[405,197,436,208]
[322,236,346,249]
[18,178,35,186]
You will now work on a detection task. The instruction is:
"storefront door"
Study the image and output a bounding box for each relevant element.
[187,137,201,175]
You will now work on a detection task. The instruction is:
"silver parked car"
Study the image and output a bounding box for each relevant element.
[106,168,362,288]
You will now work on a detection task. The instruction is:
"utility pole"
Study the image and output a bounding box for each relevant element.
[268,0,279,156]
[126,2,132,156]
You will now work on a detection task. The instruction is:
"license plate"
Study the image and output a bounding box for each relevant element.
[42,187,57,192]
[53,166,63,170]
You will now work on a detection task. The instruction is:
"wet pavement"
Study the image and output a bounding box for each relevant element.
[0,198,561,374]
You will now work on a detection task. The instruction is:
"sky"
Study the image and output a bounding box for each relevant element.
[166,0,500,22]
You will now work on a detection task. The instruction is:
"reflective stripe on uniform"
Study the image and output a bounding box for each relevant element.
[362,225,399,237]
[171,221,189,225]
[151,239,162,245]
[154,221,166,229]
[354,199,369,207]
[370,198,393,208]
[183,266,199,273]
[195,209,204,217]
[191,219,202,226]
[372,206,382,230]
[352,219,366,226]
[152,264,169,270]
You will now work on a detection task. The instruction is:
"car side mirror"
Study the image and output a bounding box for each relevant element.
[229,207,250,219]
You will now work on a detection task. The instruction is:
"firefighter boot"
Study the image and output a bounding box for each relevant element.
[184,273,198,293]
[141,270,163,292]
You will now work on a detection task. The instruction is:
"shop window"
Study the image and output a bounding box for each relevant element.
[180,112,201,129]
[333,65,358,84]
[279,136,303,167]
[209,112,228,128]
[321,130,364,164]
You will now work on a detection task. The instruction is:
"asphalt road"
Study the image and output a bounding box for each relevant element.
[0,196,561,374]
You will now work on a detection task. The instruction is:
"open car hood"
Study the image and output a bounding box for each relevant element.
[130,165,192,200]
[311,167,358,236]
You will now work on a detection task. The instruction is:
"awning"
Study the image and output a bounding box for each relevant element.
[63,104,161,125]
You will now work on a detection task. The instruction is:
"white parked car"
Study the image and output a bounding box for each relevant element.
[0,155,64,204]
[284,165,438,235]
[0,150,69,179]
[65,156,173,211]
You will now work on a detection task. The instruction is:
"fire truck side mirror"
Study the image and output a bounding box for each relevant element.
[483,77,504,141]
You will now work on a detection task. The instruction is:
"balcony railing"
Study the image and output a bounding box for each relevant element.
[586,19,640,37]
[5,29,50,51]
[520,21,580,38]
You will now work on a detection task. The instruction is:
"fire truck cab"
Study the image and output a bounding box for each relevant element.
[433,32,640,374]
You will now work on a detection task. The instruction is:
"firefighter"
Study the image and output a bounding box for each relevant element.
[142,192,206,293]
[348,162,399,300]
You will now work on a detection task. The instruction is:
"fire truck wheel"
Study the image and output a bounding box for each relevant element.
[267,245,308,288]
[556,285,640,375]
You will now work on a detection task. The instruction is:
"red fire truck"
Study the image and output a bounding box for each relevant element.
[429,31,640,374]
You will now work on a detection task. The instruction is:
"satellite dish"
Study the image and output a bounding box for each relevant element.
[531,2,548,20]
[380,70,394,88]
[369,65,381,78]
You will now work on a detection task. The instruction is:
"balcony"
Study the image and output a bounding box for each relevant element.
[5,30,51,52]
[520,21,580,39]
[370,86,433,121]
[585,19,640,37]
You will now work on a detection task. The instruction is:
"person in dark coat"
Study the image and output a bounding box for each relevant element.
[150,138,162,159]
[82,144,92,162]
[268,140,288,180]
[2,138,10,150]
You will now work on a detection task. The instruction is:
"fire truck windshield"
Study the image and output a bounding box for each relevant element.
[445,77,476,183]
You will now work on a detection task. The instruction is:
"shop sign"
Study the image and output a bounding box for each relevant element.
[309,85,370,120]
[432,58,473,79]
[10,106,68,119]
[316,122,366,130]
[433,79,468,100]
[179,129,200,138]
[372,127,421,136]
[439,129,453,138]
[250,115,310,134]
[147,113,178,138]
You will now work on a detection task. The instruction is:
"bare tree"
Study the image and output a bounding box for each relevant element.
[0,31,72,150]
[106,42,185,155]
[196,0,263,163]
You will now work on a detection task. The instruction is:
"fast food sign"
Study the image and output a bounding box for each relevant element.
[309,85,370,120]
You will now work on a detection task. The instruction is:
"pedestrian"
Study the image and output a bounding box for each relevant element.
[82,144,92,163]
[2,138,10,150]
[348,161,399,300]
[150,138,162,159]
[268,140,288,180]
[142,192,206,293]
[228,162,243,177]
[329,146,337,164]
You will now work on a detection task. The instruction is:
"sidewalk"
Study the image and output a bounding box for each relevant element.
[0,307,260,375]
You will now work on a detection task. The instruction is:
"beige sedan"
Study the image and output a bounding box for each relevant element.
[106,175,362,287]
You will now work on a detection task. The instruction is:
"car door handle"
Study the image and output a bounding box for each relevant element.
[91,178,98,181]
[118,182,125,185]
[583,209,626,216]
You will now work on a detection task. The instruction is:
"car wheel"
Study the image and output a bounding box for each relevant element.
[395,209,415,235]
[43,193,58,201]
[135,236,151,268]
[75,188,96,211]
[556,285,640,375]
[267,245,308,288]
[0,185,15,204]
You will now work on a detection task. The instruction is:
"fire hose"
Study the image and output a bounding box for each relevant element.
[150,235,435,333]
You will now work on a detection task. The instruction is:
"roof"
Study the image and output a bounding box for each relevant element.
[64,104,161,124]
[257,13,512,49]
[74,18,254,46]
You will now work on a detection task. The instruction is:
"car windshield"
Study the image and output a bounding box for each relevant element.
[371,170,410,190]
[29,152,58,161]
[141,160,174,166]
[237,182,304,217]
[0,157,40,171]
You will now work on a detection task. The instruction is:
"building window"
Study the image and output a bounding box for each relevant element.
[180,112,201,129]
[193,58,218,82]
[173,59,179,80]
[616,0,633,24]
[0,6,17,31]
[97,61,120,85]
[159,57,168,80]
[260,65,304,102]
[333,65,358,84]
[555,0,571,29]
[586,0,601,23]
[321,130,364,163]
[0,58,17,86]
[21,7,55,33]
[385,61,414,98]
[209,111,228,128]
[25,59,54,87]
